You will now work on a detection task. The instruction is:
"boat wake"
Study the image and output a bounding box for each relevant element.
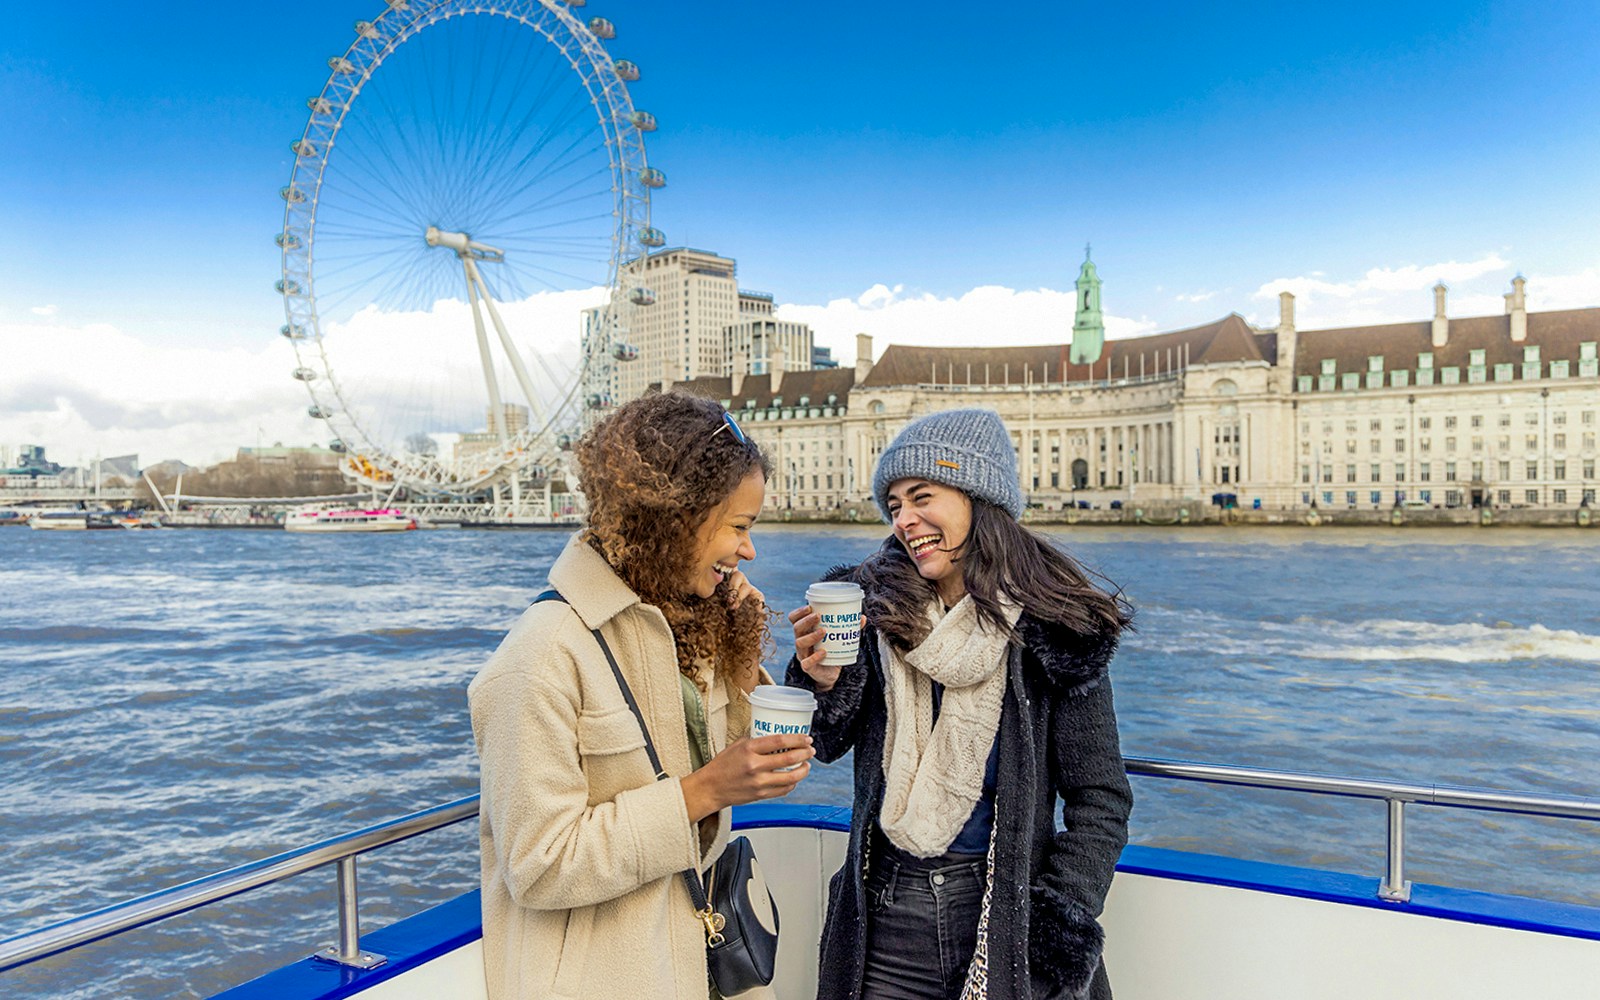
[1297,619,1600,665]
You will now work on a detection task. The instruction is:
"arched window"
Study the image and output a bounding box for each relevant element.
[1071,458,1089,490]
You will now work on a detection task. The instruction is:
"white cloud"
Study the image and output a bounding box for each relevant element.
[29,305,57,317]
[778,284,1156,366]
[1244,253,1587,328]
[1175,291,1216,303]
[0,288,603,469]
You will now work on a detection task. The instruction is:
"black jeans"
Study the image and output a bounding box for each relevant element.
[860,840,987,1000]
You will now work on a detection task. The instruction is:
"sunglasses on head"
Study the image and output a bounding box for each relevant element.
[708,410,747,445]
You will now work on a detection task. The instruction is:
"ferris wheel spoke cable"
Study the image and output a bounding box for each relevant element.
[500,162,613,215]
[469,129,599,227]
[486,148,612,227]
[486,98,601,196]
[348,98,449,219]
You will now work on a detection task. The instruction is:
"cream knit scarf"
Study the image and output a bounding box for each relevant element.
[878,594,1021,857]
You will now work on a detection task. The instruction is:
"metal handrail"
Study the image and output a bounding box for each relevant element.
[0,796,479,974]
[4,757,1599,976]
[1123,755,1600,902]
[1123,755,1600,821]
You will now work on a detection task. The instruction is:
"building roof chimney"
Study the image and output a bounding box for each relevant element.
[1510,275,1527,343]
[1276,290,1298,383]
[1431,282,1449,348]
[855,333,875,383]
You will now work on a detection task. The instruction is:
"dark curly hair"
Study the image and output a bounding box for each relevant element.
[575,391,774,693]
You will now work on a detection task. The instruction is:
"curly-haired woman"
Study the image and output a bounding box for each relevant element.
[787,408,1132,1000]
[470,391,812,1000]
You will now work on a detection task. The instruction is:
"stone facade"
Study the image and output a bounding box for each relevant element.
[669,268,1600,514]
[585,248,814,409]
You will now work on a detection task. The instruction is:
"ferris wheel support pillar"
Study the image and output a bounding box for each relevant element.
[469,269,549,430]
[461,258,509,446]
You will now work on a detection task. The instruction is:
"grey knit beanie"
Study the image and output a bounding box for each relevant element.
[873,408,1024,522]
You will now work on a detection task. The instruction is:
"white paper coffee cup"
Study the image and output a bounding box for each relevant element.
[805,581,865,666]
[748,685,817,771]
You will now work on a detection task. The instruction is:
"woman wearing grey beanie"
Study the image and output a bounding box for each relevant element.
[787,407,1132,1000]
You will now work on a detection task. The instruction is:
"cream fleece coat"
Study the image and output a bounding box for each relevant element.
[469,535,755,1000]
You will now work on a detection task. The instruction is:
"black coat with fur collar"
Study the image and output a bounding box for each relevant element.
[786,559,1132,1000]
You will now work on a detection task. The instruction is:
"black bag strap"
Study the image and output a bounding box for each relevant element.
[532,589,716,918]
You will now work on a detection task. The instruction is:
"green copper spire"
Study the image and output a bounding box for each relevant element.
[1070,245,1105,365]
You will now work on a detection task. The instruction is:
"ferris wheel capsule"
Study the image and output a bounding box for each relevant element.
[355,21,380,40]
[276,278,304,295]
[329,439,348,453]
[628,111,657,132]
[329,57,356,75]
[639,227,665,247]
[639,167,666,188]
[280,323,307,339]
[292,367,319,381]
[275,233,302,249]
[587,17,615,39]
[628,287,656,306]
[308,96,334,115]
[563,0,586,7]
[292,140,317,158]
[557,433,573,451]
[613,60,640,81]
[280,185,306,203]
[612,343,639,362]
[586,393,612,409]
[308,405,334,419]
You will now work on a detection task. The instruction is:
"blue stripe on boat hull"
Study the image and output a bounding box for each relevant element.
[212,890,482,1000]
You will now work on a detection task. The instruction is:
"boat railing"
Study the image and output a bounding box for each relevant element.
[3,755,1599,977]
[1122,756,1600,902]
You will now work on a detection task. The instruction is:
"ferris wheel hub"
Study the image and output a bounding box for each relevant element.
[425,225,505,262]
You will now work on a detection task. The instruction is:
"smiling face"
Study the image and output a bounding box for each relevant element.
[885,478,973,604]
[685,469,766,599]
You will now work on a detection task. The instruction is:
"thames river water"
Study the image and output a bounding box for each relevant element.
[2,524,1598,998]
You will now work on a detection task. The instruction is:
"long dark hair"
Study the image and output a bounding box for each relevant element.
[861,498,1131,652]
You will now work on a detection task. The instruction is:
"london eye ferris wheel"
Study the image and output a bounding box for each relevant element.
[277,0,663,500]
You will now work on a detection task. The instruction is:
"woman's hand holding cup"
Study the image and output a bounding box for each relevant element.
[790,581,864,694]
[680,733,813,822]
[788,605,840,692]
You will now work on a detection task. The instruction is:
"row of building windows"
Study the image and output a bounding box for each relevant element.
[1305,411,1596,435]
[1302,459,1598,484]
[1304,489,1597,507]
[1307,432,1598,455]
[1300,345,1600,392]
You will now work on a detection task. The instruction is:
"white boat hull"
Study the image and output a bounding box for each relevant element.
[29,517,88,531]
[213,807,1600,1000]
[284,510,417,533]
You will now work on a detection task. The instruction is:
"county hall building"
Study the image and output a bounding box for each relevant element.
[651,251,1599,513]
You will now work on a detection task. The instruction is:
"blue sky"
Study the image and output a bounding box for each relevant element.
[4,1,1599,465]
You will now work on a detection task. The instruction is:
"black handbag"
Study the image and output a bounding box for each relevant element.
[533,590,780,995]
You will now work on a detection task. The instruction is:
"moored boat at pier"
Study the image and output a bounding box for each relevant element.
[284,508,418,533]
[27,510,124,531]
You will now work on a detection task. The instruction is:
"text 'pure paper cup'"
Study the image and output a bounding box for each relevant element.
[748,685,817,772]
[806,581,865,666]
